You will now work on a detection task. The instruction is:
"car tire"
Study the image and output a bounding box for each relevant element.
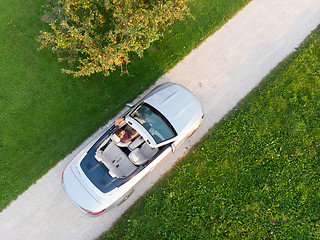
[117,189,134,206]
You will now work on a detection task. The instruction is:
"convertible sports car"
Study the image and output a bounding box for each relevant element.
[62,83,203,216]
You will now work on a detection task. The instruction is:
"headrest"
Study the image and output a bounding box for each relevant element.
[111,134,121,143]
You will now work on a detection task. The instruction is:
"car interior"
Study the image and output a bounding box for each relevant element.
[95,122,158,179]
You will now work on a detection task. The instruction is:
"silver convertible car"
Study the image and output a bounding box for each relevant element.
[62,83,203,216]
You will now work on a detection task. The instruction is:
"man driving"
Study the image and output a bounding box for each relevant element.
[114,118,139,143]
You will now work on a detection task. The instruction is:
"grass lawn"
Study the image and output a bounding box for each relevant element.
[0,0,251,211]
[101,26,320,239]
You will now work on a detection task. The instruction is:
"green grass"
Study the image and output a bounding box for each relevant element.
[100,26,320,239]
[0,0,251,211]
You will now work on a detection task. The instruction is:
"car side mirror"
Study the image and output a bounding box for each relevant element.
[126,103,134,108]
[171,143,176,153]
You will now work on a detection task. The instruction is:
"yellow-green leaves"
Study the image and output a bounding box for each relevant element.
[38,0,191,77]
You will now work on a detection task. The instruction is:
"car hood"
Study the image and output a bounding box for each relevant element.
[145,84,203,134]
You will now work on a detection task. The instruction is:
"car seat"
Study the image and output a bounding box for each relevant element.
[129,142,158,165]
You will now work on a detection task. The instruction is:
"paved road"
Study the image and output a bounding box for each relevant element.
[1,0,319,239]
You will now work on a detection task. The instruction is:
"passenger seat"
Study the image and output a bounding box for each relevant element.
[129,142,158,165]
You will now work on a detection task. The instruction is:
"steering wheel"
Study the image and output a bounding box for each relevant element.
[149,128,165,141]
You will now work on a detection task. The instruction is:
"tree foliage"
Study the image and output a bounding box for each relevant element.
[38,0,191,77]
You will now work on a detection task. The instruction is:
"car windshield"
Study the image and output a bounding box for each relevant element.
[130,103,176,144]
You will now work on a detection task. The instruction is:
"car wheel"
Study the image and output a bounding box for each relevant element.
[117,189,134,206]
[188,115,204,138]
[188,125,200,138]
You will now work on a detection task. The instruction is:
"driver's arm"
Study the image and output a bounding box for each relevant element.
[131,131,139,139]
[115,118,124,127]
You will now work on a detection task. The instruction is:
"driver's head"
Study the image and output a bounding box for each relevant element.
[115,129,125,139]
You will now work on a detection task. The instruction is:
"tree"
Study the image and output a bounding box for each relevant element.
[38,0,191,77]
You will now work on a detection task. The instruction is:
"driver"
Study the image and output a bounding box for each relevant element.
[114,118,139,143]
